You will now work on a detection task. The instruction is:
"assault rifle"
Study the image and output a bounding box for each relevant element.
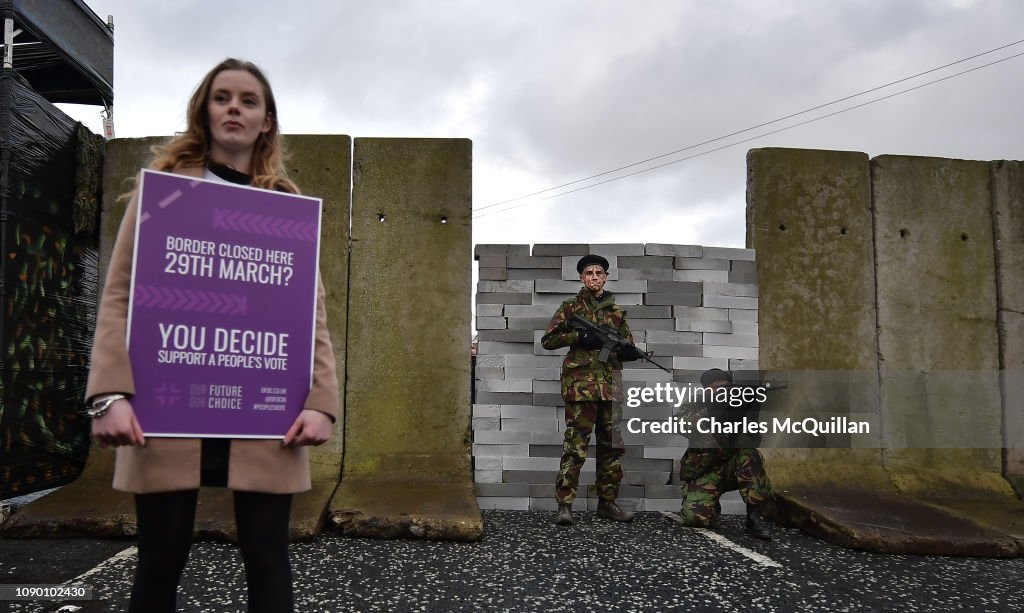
[569,314,672,373]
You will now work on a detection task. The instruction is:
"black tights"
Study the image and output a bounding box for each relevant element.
[130,489,294,613]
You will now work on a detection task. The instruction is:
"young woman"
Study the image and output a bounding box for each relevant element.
[86,58,339,612]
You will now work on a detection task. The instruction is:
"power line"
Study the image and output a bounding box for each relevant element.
[476,49,1024,219]
[474,39,1024,218]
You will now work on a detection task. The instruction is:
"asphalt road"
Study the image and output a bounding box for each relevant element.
[2,510,1022,612]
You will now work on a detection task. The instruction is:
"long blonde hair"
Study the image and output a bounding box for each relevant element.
[149,58,299,194]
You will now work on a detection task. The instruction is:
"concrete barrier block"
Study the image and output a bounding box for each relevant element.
[476,379,532,393]
[621,368,675,382]
[645,485,684,498]
[503,457,560,471]
[476,317,507,330]
[619,267,675,281]
[702,333,759,347]
[505,304,558,317]
[648,281,702,294]
[474,366,504,378]
[646,330,702,344]
[730,322,759,335]
[620,256,673,269]
[475,244,529,257]
[474,483,529,497]
[672,357,730,370]
[472,417,499,431]
[703,346,758,360]
[622,305,672,318]
[505,366,560,381]
[873,155,1001,464]
[729,358,760,371]
[478,280,535,293]
[506,354,564,367]
[645,293,702,306]
[675,306,729,320]
[673,270,730,283]
[646,244,703,257]
[472,444,529,457]
[476,292,532,305]
[508,255,561,268]
[533,393,564,407]
[615,293,644,305]
[628,319,677,332]
[605,280,648,293]
[728,309,758,322]
[501,418,558,432]
[532,244,590,256]
[532,380,561,394]
[477,391,534,406]
[533,293,577,305]
[507,316,553,330]
[993,161,1024,476]
[591,244,646,256]
[644,447,686,460]
[476,255,506,268]
[479,267,507,280]
[703,247,755,260]
[477,341,534,355]
[501,404,558,419]
[532,432,567,445]
[474,430,532,444]
[475,457,502,471]
[703,282,758,297]
[506,268,562,280]
[675,257,730,270]
[472,404,500,418]
[676,319,731,333]
[477,329,535,342]
[476,304,503,317]
[648,343,702,357]
[475,355,505,368]
[729,260,758,284]
[703,295,758,309]
[528,484,557,498]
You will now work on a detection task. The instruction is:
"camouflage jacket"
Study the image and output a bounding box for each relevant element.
[541,287,633,402]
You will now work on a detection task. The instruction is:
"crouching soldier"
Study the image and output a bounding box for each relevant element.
[542,254,642,526]
[678,368,774,539]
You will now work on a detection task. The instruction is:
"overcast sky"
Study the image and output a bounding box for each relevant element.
[62,0,1023,251]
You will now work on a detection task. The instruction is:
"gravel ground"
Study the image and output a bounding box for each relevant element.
[2,510,1022,612]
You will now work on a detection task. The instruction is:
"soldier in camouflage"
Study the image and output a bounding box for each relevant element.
[678,368,774,539]
[541,254,642,526]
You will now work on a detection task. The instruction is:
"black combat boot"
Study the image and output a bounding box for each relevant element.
[596,499,634,522]
[745,504,771,540]
[556,504,574,526]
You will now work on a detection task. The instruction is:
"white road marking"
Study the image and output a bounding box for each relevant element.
[660,511,783,568]
[65,546,138,584]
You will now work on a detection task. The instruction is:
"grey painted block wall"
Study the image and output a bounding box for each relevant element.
[473,243,757,513]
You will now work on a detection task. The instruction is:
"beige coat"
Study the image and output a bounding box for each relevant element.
[86,165,340,494]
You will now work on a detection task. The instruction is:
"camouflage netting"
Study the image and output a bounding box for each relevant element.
[1,72,102,498]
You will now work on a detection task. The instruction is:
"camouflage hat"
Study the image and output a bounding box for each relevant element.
[576,254,610,274]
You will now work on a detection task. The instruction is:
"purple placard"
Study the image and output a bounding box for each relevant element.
[127,169,322,438]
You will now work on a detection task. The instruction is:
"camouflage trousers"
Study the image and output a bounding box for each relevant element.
[555,401,625,504]
[678,447,774,527]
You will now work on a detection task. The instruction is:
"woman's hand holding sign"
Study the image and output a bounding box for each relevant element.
[282,409,332,446]
[91,398,146,448]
